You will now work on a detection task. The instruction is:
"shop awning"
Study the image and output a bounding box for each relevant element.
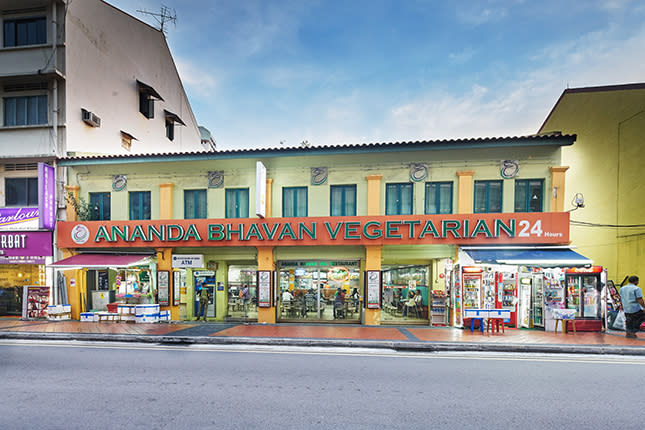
[50,254,152,269]
[462,247,592,267]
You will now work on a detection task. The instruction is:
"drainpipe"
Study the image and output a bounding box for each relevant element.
[51,1,58,156]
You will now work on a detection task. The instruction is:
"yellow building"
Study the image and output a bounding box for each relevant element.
[539,83,645,285]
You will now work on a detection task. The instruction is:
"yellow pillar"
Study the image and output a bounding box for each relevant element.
[456,170,475,214]
[366,175,382,215]
[550,166,569,212]
[159,183,174,219]
[256,246,276,323]
[155,248,179,320]
[364,175,383,325]
[65,185,79,221]
[265,178,273,217]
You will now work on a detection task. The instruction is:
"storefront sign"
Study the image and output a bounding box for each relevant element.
[0,256,45,264]
[173,271,181,306]
[57,213,570,248]
[0,207,39,230]
[257,270,272,307]
[365,270,381,309]
[171,254,204,268]
[38,163,55,230]
[256,161,266,218]
[0,231,52,258]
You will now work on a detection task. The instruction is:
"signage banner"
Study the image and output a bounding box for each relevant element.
[257,270,272,307]
[171,254,204,268]
[0,207,39,230]
[22,286,50,319]
[0,231,52,257]
[255,161,266,218]
[57,212,570,248]
[38,163,56,230]
[365,270,381,309]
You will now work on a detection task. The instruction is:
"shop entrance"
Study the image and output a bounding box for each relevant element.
[381,265,430,324]
[194,271,216,318]
[278,261,361,322]
[0,264,45,316]
[226,265,257,320]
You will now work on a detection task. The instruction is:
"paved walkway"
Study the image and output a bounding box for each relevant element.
[0,317,643,355]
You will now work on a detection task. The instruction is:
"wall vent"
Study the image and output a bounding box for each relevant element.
[3,163,38,172]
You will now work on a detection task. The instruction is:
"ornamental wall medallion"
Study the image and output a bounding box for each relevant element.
[112,175,127,191]
[208,171,224,188]
[409,163,428,182]
[500,160,520,179]
[311,167,328,185]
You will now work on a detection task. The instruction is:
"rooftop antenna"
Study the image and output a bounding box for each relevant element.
[137,5,177,35]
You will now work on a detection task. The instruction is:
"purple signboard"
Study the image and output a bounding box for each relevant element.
[0,207,39,230]
[0,231,52,258]
[38,163,55,230]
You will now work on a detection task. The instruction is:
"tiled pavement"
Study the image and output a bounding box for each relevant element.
[1,317,643,351]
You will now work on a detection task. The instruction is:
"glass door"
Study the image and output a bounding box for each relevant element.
[566,275,581,317]
[581,275,600,318]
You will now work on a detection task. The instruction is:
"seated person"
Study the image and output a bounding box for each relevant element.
[402,291,416,317]
[282,289,293,303]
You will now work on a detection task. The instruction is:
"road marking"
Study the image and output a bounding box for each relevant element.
[1,339,644,365]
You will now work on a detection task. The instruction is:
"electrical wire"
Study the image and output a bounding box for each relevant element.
[570,220,645,228]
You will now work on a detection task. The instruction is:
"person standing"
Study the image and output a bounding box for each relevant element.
[619,275,645,338]
[197,283,209,321]
[241,284,250,317]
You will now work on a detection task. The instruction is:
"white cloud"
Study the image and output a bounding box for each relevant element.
[174,58,218,96]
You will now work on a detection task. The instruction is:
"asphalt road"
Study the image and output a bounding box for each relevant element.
[0,340,642,430]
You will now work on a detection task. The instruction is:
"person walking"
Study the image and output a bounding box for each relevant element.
[619,275,645,338]
[197,283,210,321]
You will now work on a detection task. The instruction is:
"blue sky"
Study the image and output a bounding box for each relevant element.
[108,0,645,150]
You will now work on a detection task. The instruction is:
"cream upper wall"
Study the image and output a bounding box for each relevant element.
[540,87,645,281]
[67,143,564,220]
[64,0,203,155]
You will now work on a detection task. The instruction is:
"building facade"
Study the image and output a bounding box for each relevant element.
[0,0,211,316]
[539,83,645,285]
[56,134,577,324]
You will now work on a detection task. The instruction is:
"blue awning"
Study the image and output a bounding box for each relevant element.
[463,248,592,267]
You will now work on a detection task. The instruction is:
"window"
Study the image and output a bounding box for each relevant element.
[165,118,174,141]
[4,95,47,126]
[515,179,543,212]
[225,188,249,218]
[185,189,207,219]
[3,17,46,47]
[385,183,413,215]
[4,177,38,206]
[137,80,163,119]
[474,180,503,213]
[89,192,111,221]
[120,131,136,151]
[282,187,307,217]
[425,182,453,214]
[129,191,151,220]
[330,185,356,216]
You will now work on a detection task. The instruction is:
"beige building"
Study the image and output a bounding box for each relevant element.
[539,83,645,285]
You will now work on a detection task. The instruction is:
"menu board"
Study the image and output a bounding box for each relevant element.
[257,270,272,307]
[157,271,170,306]
[22,286,50,319]
[366,270,381,309]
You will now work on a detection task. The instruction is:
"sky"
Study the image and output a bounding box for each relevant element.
[107,0,645,150]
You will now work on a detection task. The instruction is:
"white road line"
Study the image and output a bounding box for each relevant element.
[1,339,644,365]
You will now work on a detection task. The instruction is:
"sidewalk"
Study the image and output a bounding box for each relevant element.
[0,317,643,355]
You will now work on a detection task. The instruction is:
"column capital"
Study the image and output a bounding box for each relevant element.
[549,166,570,173]
[456,170,475,177]
[366,174,383,181]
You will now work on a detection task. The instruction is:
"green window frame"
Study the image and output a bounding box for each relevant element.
[184,189,207,219]
[330,185,356,216]
[514,179,543,212]
[225,188,249,218]
[474,180,502,213]
[385,183,413,215]
[425,182,453,214]
[89,192,111,221]
[282,187,308,217]
[129,191,151,220]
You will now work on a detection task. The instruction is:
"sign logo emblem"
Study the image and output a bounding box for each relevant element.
[71,224,90,244]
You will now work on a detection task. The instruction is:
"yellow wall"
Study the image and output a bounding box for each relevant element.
[540,87,645,282]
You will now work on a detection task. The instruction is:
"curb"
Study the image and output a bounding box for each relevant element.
[1,331,644,356]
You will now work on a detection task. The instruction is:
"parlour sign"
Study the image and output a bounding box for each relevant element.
[57,213,570,248]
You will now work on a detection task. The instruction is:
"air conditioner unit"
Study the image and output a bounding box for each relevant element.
[81,108,101,127]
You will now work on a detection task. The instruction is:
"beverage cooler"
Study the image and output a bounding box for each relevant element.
[495,271,517,327]
[564,266,605,331]
[517,272,545,329]
[543,270,566,332]
[461,267,483,326]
